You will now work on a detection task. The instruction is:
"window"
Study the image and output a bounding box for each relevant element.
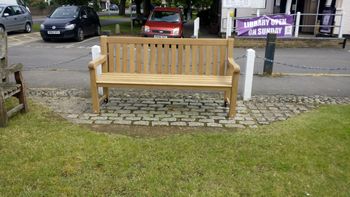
[12,6,23,15]
[80,9,87,18]
[150,11,180,23]
[3,6,15,16]
[50,7,79,18]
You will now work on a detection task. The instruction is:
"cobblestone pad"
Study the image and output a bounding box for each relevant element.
[29,88,350,128]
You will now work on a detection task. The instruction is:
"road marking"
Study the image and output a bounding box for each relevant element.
[264,72,350,77]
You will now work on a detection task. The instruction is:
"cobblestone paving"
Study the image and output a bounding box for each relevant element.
[29,88,350,128]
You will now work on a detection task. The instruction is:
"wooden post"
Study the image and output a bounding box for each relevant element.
[0,94,8,127]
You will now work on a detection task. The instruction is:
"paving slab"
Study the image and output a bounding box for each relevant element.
[29,88,350,129]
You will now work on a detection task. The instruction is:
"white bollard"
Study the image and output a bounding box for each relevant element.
[243,49,256,101]
[295,12,301,38]
[226,12,232,39]
[193,17,200,38]
[91,45,103,96]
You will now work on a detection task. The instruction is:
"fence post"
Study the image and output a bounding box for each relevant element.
[243,49,256,101]
[91,45,103,96]
[263,33,276,75]
[338,11,344,38]
[295,12,301,37]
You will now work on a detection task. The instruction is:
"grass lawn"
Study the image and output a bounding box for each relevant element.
[0,103,349,196]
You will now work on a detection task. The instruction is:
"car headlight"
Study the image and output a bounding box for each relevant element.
[143,25,150,33]
[40,24,45,30]
[65,23,76,30]
[172,27,180,35]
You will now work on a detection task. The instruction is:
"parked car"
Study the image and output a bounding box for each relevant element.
[110,4,118,11]
[0,0,29,12]
[0,4,32,33]
[40,5,100,42]
[142,7,184,38]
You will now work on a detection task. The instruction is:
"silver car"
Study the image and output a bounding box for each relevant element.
[0,4,32,33]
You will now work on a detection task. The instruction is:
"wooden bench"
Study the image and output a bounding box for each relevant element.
[88,36,240,117]
[0,32,28,127]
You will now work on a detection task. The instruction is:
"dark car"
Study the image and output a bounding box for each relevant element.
[142,7,184,38]
[40,5,100,42]
[109,4,118,11]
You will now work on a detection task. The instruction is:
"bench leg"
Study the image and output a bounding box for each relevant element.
[228,75,239,118]
[103,87,109,103]
[0,95,8,127]
[224,89,231,107]
[14,71,28,113]
[91,86,100,113]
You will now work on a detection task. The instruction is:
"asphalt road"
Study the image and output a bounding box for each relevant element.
[6,33,350,97]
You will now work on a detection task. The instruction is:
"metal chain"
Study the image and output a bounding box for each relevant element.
[234,55,246,60]
[256,55,349,71]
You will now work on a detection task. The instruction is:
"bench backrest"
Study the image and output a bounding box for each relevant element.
[100,36,234,76]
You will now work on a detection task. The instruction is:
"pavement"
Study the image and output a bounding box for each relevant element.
[4,28,350,128]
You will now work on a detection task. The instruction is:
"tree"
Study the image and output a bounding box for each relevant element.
[143,0,151,17]
[54,0,90,5]
[119,0,126,16]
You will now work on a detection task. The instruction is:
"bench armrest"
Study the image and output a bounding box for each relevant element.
[227,58,240,75]
[5,63,23,73]
[88,55,107,70]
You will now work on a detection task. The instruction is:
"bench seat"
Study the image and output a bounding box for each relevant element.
[97,73,232,88]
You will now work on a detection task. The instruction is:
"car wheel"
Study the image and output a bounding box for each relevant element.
[0,25,5,33]
[24,23,32,33]
[75,27,84,42]
[95,25,101,36]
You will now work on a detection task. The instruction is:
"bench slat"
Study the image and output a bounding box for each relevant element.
[213,46,218,75]
[136,44,142,73]
[157,46,162,74]
[96,73,232,87]
[106,37,228,46]
[164,44,169,74]
[150,44,156,74]
[220,46,226,75]
[143,44,148,73]
[185,45,190,74]
[171,45,176,74]
[206,46,211,75]
[199,46,204,75]
[178,45,183,74]
[192,45,197,74]
[130,44,135,73]
[108,43,115,72]
[122,44,128,72]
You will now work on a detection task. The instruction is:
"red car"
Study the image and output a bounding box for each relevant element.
[142,7,184,38]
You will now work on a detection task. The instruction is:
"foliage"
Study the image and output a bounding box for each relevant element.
[0,103,350,195]
[31,1,49,9]
[54,0,89,6]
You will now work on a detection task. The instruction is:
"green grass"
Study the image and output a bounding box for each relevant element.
[0,103,350,196]
[102,22,142,35]
[32,23,40,32]
[99,15,130,20]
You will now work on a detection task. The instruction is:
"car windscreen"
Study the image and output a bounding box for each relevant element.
[149,11,180,23]
[50,7,78,18]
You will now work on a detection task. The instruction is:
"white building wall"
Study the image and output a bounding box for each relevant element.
[220,1,275,34]
[335,0,350,35]
[236,0,275,17]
